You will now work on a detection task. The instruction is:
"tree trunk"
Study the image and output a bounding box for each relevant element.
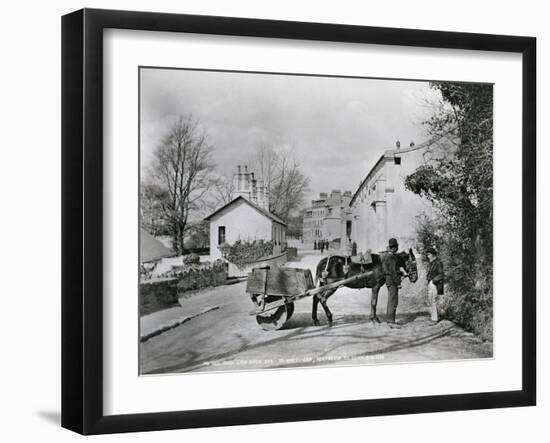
[171,222,180,254]
[178,224,185,255]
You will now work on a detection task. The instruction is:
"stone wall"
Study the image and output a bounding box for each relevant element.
[227,251,288,278]
[176,261,228,291]
[140,260,228,315]
[140,277,179,316]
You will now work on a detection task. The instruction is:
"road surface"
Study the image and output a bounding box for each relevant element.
[140,250,492,374]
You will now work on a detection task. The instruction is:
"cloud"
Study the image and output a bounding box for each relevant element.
[140,68,436,203]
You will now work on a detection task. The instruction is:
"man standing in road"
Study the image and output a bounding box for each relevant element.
[383,238,402,324]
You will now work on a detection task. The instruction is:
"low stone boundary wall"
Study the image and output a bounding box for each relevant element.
[140,277,179,316]
[227,251,288,278]
[140,260,228,315]
[175,261,228,292]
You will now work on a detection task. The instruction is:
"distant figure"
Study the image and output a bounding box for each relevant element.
[426,247,444,323]
[325,239,330,251]
[314,240,317,250]
[346,238,353,257]
[320,239,325,254]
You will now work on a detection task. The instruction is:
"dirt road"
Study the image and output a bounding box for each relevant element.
[140,251,492,374]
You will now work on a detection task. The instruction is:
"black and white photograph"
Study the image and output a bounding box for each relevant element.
[1,0,546,439]
[138,68,494,375]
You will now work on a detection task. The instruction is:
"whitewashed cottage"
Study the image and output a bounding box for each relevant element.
[205,166,287,261]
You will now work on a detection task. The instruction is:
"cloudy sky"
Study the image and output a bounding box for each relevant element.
[140,68,439,203]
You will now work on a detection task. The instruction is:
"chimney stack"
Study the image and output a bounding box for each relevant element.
[232,164,248,200]
[237,165,243,191]
[230,165,270,208]
[250,173,258,204]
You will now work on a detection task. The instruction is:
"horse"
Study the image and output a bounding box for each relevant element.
[312,249,418,326]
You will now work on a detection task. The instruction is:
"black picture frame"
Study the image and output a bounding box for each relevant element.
[61,8,536,435]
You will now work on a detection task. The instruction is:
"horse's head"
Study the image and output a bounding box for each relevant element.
[399,248,418,283]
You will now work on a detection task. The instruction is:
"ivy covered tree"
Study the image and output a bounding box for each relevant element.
[405,82,493,337]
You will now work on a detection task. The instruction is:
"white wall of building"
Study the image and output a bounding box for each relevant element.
[350,146,437,254]
[209,199,274,260]
[350,162,387,253]
[322,215,341,240]
[385,149,434,250]
[208,199,286,260]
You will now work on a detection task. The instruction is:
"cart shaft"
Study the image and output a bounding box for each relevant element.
[249,270,373,316]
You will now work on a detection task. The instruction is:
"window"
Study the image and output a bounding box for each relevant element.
[394,157,401,165]
[218,226,226,245]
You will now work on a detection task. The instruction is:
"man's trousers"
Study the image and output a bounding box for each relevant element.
[386,284,398,322]
[428,283,439,322]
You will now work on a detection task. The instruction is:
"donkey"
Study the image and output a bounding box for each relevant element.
[312,249,418,326]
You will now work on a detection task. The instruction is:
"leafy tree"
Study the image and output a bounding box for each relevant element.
[405,82,493,337]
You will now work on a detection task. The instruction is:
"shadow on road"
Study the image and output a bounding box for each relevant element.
[282,311,428,330]
[144,310,455,375]
[145,325,311,374]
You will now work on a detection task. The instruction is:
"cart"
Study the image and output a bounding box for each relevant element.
[246,265,373,330]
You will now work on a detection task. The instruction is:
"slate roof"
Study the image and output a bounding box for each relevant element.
[140,228,174,262]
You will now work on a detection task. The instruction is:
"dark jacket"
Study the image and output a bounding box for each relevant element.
[381,252,401,287]
[427,258,444,294]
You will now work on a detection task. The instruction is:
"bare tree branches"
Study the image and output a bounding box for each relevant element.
[145,115,215,253]
[210,175,235,207]
[251,143,310,221]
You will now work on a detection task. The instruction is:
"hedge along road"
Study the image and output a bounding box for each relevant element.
[139,252,492,374]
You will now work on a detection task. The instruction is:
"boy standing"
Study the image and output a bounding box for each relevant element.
[426,247,444,323]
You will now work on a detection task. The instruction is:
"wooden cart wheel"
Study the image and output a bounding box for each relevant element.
[286,302,295,319]
[256,302,295,331]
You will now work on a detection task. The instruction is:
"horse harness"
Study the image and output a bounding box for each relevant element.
[320,254,366,284]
